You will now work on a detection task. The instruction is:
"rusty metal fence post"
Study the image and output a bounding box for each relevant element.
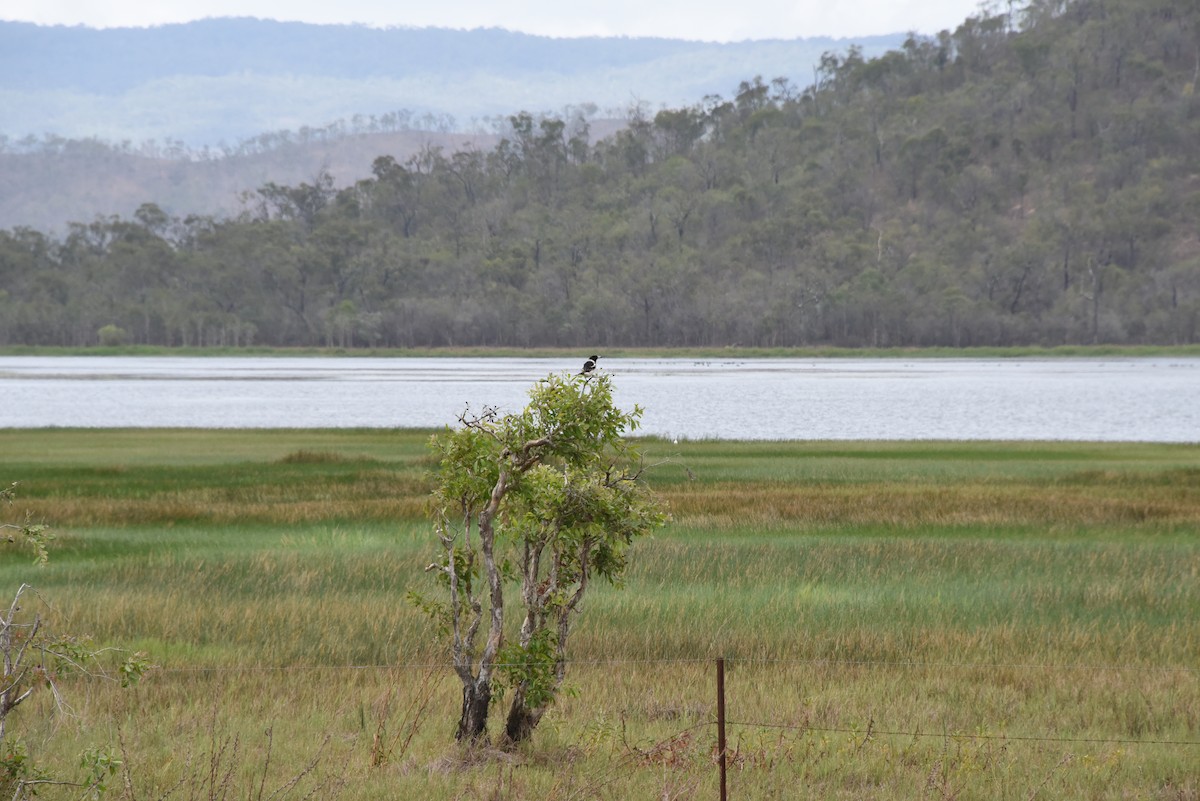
[717,657,727,801]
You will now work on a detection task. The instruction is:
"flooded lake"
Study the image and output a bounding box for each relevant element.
[1,356,1197,441]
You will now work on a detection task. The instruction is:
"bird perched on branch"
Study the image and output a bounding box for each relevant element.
[578,355,599,375]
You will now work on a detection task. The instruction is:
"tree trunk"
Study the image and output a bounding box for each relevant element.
[456,678,492,743]
[451,474,507,744]
[501,685,545,747]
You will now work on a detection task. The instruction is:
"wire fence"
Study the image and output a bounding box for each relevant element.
[138,655,1200,751]
[146,654,1200,674]
[725,720,1200,748]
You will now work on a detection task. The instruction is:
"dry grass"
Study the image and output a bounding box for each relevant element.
[660,477,1200,528]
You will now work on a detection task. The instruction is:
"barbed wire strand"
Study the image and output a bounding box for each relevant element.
[723,719,1200,748]
[144,654,1200,675]
[117,658,1200,751]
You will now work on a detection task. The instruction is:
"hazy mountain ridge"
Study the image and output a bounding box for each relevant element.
[3,19,786,89]
[0,19,903,143]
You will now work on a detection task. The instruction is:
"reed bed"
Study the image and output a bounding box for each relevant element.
[0,430,1197,799]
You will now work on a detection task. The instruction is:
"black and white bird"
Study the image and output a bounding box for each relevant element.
[578,354,599,375]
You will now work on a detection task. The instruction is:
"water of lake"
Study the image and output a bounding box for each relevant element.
[1,356,1197,441]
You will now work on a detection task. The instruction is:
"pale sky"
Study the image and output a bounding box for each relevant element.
[2,0,991,41]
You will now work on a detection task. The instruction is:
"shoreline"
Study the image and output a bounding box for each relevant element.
[3,343,1200,359]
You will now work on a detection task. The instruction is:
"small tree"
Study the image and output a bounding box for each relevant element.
[1,483,150,799]
[413,373,665,745]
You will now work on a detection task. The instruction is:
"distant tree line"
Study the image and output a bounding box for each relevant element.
[0,107,469,161]
[1,0,1197,349]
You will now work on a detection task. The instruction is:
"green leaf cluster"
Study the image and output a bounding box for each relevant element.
[0,483,52,565]
[495,628,558,709]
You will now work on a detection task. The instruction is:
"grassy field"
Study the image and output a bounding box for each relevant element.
[0,429,1197,799]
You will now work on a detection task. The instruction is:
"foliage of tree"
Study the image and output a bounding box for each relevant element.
[412,373,665,745]
[1,0,1198,348]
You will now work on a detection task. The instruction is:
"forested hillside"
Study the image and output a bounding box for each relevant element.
[2,0,1197,349]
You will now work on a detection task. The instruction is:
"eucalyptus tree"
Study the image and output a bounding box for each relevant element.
[414,373,665,745]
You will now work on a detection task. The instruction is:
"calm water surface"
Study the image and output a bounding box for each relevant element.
[1,356,1197,441]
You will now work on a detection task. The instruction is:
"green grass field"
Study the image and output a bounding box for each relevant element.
[1,430,1197,799]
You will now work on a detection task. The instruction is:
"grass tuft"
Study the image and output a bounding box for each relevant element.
[277,450,379,465]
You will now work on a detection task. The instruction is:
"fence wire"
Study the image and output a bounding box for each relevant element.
[146,655,1200,674]
[723,718,1200,748]
[129,655,1200,750]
